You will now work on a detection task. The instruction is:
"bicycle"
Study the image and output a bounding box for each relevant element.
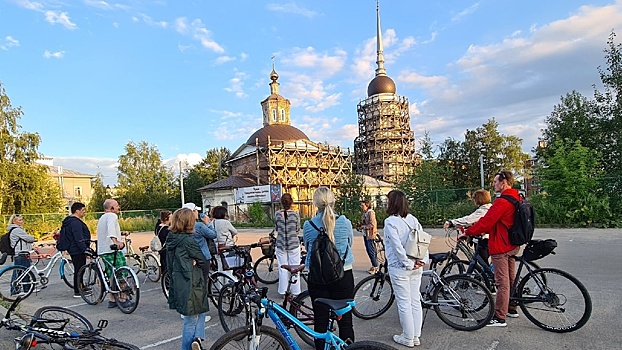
[29,242,57,266]
[212,286,396,350]
[253,231,307,285]
[353,236,495,331]
[507,240,592,332]
[76,240,140,314]
[1,295,139,349]
[0,248,75,301]
[439,227,542,293]
[218,263,322,347]
[122,231,161,283]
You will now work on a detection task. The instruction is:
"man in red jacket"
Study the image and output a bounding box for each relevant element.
[463,170,519,327]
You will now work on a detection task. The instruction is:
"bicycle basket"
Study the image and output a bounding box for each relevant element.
[220,250,245,270]
[259,237,275,256]
[522,239,557,262]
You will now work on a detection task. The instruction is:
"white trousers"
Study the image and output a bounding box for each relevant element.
[388,266,423,339]
[276,246,301,295]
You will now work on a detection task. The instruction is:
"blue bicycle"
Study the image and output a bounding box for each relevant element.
[210,287,396,350]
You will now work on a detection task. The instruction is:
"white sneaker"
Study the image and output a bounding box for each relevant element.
[393,334,415,348]
[205,315,211,323]
[413,337,421,346]
[486,318,507,327]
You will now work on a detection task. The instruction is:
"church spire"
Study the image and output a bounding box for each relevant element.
[269,55,280,95]
[375,0,387,77]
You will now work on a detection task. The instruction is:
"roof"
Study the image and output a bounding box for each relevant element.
[367,75,396,96]
[246,124,309,147]
[197,175,257,191]
[47,165,95,178]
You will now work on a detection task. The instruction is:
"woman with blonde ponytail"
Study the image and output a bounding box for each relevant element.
[303,187,355,350]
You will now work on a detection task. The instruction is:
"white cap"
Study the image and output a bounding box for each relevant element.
[182,202,201,211]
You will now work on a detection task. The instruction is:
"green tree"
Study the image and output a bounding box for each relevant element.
[183,147,231,205]
[88,172,108,212]
[536,139,612,226]
[117,141,176,209]
[0,83,63,214]
[336,170,367,225]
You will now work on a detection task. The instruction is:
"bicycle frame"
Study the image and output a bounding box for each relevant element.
[258,298,352,350]
[13,250,68,285]
[420,269,466,308]
[90,251,134,296]
[510,258,547,304]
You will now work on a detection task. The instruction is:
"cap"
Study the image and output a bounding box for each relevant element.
[182,202,201,211]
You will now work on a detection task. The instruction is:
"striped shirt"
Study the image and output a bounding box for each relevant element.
[274,209,300,250]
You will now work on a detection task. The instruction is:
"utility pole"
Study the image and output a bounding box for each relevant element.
[179,161,185,205]
[479,154,485,189]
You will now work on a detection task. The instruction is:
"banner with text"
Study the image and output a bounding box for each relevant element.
[235,184,282,204]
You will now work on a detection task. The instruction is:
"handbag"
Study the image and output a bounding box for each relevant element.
[402,218,431,260]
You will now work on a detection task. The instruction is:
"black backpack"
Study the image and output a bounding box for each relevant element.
[0,227,18,256]
[500,195,535,246]
[307,220,348,285]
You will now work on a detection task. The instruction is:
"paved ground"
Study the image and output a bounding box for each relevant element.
[1,227,620,349]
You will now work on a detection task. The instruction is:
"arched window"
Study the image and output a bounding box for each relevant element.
[272,109,277,121]
[280,109,286,121]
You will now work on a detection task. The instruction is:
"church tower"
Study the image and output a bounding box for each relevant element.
[260,59,292,127]
[353,1,416,183]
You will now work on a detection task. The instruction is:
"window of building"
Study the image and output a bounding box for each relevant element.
[74,186,82,197]
[272,109,277,121]
[280,109,286,121]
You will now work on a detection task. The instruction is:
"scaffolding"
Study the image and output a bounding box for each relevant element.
[353,94,417,184]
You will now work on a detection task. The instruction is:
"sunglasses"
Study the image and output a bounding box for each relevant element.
[14,214,23,218]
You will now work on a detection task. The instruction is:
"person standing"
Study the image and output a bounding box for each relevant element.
[464,170,520,327]
[57,202,91,297]
[156,210,171,274]
[96,199,131,309]
[384,189,427,348]
[444,189,492,263]
[211,206,237,249]
[7,214,36,295]
[303,187,355,350]
[166,208,210,350]
[274,193,301,296]
[359,199,379,274]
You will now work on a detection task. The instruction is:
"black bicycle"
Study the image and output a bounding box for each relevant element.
[1,295,138,349]
[253,231,307,285]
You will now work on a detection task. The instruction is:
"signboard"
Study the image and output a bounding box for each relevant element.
[235,184,282,204]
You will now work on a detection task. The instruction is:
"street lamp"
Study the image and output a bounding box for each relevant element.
[479,153,485,189]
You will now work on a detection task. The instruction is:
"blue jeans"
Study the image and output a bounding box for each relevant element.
[181,313,205,350]
[363,237,378,268]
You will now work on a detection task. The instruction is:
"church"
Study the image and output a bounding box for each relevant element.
[198,3,413,220]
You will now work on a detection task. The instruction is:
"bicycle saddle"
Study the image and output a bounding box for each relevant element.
[429,252,449,264]
[281,264,305,274]
[314,298,355,316]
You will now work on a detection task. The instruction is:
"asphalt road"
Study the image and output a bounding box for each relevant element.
[1,227,620,350]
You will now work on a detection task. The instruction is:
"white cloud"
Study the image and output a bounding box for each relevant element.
[175,17,225,53]
[398,71,448,90]
[45,10,78,30]
[351,29,416,81]
[224,71,248,98]
[164,153,203,172]
[43,50,65,58]
[452,3,480,22]
[239,52,248,62]
[208,110,261,141]
[215,55,235,64]
[283,74,341,112]
[50,156,118,185]
[137,13,168,28]
[83,0,112,10]
[296,115,358,147]
[0,36,19,50]
[15,0,44,11]
[266,3,318,18]
[280,46,347,78]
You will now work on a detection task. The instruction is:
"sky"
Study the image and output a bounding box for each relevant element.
[1,0,621,185]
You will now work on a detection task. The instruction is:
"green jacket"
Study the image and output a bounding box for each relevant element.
[166,232,209,316]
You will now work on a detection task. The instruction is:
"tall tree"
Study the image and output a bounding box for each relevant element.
[183,147,231,205]
[117,141,176,209]
[336,170,367,225]
[0,83,63,214]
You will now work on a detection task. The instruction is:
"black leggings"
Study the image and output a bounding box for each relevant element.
[70,253,87,294]
[308,269,355,350]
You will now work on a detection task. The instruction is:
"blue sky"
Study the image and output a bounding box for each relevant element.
[1,0,621,185]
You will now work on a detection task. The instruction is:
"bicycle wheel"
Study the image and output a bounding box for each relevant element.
[253,255,279,284]
[289,290,319,347]
[126,254,141,275]
[161,270,170,299]
[210,325,289,350]
[432,274,494,331]
[78,263,105,305]
[113,266,140,314]
[347,340,399,350]
[67,337,140,349]
[0,265,36,302]
[218,282,249,332]
[440,260,493,292]
[207,271,235,306]
[352,274,394,320]
[60,258,75,289]
[144,253,160,282]
[517,268,592,333]
[32,306,94,334]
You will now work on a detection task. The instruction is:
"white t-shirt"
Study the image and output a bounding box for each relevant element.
[96,212,122,255]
